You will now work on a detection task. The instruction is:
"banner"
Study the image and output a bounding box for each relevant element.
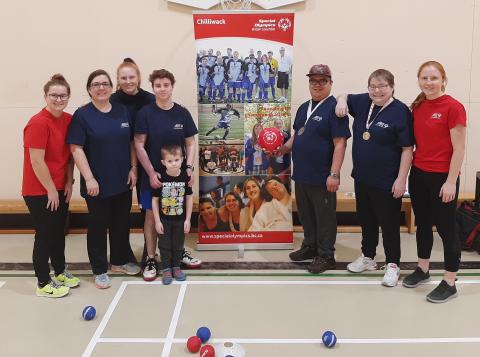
[194,11,295,249]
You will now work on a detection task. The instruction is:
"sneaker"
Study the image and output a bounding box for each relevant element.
[381,263,400,287]
[172,267,186,281]
[289,246,317,262]
[402,267,430,288]
[181,250,202,269]
[426,280,458,303]
[36,280,69,298]
[347,254,378,273]
[111,262,141,276]
[143,258,157,282]
[94,273,111,289]
[54,270,80,288]
[162,268,173,285]
[307,256,336,274]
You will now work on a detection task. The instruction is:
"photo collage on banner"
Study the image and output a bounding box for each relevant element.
[194,11,295,249]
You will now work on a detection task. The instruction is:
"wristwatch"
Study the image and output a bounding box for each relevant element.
[186,164,195,172]
[329,172,340,179]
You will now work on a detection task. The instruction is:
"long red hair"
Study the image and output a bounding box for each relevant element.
[410,61,447,110]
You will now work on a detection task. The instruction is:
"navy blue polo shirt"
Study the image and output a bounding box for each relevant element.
[292,96,351,185]
[347,93,414,191]
[135,102,198,190]
[67,102,133,198]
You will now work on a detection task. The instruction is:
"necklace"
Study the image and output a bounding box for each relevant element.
[363,97,393,140]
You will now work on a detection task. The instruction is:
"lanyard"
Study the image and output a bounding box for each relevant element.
[305,95,330,127]
[365,97,393,131]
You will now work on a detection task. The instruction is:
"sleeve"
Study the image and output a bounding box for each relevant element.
[292,104,305,131]
[329,107,351,139]
[395,106,415,148]
[66,109,87,146]
[346,93,366,118]
[182,108,198,138]
[135,106,148,135]
[447,101,467,129]
[244,138,255,157]
[24,121,48,149]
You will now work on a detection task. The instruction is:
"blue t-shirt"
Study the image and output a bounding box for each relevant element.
[347,93,414,191]
[292,96,351,185]
[135,102,198,190]
[110,89,155,128]
[67,102,133,198]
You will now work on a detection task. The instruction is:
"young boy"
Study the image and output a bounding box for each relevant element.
[151,145,193,285]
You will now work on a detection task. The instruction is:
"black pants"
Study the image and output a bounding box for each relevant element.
[158,218,185,270]
[409,166,461,272]
[85,190,132,275]
[24,192,68,285]
[355,181,402,265]
[295,182,337,257]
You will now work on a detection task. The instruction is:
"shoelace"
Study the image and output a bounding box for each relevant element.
[49,280,62,289]
[147,259,156,270]
[63,270,74,279]
[183,251,194,260]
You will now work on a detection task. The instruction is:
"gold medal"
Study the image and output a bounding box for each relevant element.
[297,127,305,135]
[362,131,370,140]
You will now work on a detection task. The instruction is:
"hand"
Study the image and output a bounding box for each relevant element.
[335,100,348,117]
[439,181,457,203]
[184,220,191,233]
[46,189,59,211]
[278,144,290,156]
[326,176,340,192]
[127,167,137,189]
[86,177,99,197]
[187,168,194,187]
[391,178,406,198]
[149,171,162,189]
[155,221,164,234]
[64,182,73,203]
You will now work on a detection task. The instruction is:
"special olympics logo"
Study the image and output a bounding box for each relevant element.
[264,131,278,144]
[278,18,291,31]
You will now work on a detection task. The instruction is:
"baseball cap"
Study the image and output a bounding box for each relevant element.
[306,64,332,78]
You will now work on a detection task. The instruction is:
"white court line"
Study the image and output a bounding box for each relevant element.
[122,279,480,286]
[98,338,166,343]
[161,283,188,357]
[82,281,129,357]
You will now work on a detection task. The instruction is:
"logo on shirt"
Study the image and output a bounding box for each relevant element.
[312,116,322,122]
[431,113,442,120]
[376,122,389,129]
[121,122,130,128]
[173,123,184,130]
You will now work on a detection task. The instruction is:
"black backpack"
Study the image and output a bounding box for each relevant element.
[456,201,480,253]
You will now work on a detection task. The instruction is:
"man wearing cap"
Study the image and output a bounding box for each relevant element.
[280,64,351,273]
[267,50,278,100]
[276,47,292,102]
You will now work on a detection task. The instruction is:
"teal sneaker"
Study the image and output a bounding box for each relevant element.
[54,270,80,288]
[36,280,69,298]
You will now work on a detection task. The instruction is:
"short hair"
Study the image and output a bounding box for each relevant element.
[160,144,182,159]
[368,69,395,88]
[149,69,176,86]
[86,69,113,96]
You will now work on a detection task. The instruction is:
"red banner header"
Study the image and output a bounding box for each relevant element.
[193,13,294,45]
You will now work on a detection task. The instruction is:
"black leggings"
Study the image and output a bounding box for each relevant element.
[409,166,460,272]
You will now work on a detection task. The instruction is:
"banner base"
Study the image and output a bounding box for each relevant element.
[196,242,293,251]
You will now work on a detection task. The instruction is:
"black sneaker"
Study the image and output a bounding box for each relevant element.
[289,246,317,262]
[307,256,336,274]
[402,267,430,288]
[426,280,458,303]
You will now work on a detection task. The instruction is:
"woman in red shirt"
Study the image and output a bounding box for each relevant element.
[403,61,467,303]
[22,74,80,298]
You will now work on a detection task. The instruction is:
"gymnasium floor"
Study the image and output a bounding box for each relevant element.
[1,232,480,357]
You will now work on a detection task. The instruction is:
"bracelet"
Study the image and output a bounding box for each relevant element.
[130,165,137,170]
[329,172,340,179]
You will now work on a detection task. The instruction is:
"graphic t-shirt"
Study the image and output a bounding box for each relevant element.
[152,168,192,220]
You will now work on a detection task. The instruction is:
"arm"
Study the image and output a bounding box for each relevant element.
[151,197,164,234]
[185,135,196,186]
[134,133,161,189]
[392,146,413,198]
[335,94,349,117]
[29,148,59,211]
[127,142,138,189]
[279,134,294,155]
[184,194,193,233]
[70,144,99,197]
[326,137,347,192]
[64,158,74,203]
[440,125,466,203]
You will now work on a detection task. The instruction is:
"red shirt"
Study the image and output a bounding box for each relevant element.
[22,108,72,196]
[412,95,466,173]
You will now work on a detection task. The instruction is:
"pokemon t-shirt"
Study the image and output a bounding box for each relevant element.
[152,168,193,220]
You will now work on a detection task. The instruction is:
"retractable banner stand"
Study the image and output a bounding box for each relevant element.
[194,11,295,250]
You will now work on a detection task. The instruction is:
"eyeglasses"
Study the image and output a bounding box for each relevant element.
[368,84,390,91]
[90,82,111,89]
[48,94,69,101]
[309,78,330,86]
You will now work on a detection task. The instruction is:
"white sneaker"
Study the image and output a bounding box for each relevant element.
[347,254,377,273]
[382,263,400,287]
[143,258,157,282]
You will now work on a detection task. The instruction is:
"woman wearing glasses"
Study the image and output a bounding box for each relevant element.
[336,69,413,287]
[67,70,137,289]
[22,74,80,298]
